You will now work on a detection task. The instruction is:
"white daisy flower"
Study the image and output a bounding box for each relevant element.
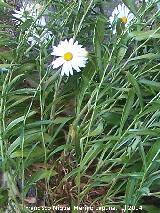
[28,29,52,46]
[109,4,134,33]
[12,3,46,27]
[51,38,88,76]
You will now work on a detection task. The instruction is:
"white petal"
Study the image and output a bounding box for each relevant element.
[71,60,81,72]
[121,4,125,16]
[69,38,74,45]
[38,16,46,26]
[109,16,114,24]
[61,63,69,76]
[118,10,123,18]
[124,6,130,16]
[51,46,64,56]
[28,37,33,42]
[12,13,22,19]
[52,57,64,69]
[72,48,88,58]
[74,41,78,45]
[113,28,116,34]
[63,39,69,46]
[72,57,86,68]
[127,13,134,22]
[117,4,121,12]
[112,8,118,17]
[14,9,21,13]
[68,62,73,75]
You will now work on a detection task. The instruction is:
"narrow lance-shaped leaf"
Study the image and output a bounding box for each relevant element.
[93,15,105,78]
[120,88,135,133]
[129,30,160,41]
[23,169,57,196]
[127,71,143,110]
[146,140,160,172]
[5,111,37,134]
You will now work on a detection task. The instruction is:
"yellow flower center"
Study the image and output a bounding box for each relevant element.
[121,16,127,24]
[64,52,73,61]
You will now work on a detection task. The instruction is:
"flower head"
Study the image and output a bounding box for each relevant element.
[110,4,134,33]
[12,3,46,27]
[51,38,88,76]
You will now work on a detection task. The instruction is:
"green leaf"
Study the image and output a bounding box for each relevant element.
[53,117,72,124]
[80,143,103,171]
[6,96,33,110]
[28,169,55,184]
[129,128,160,136]
[139,79,160,90]
[139,102,160,118]
[129,53,160,61]
[10,88,36,95]
[24,169,57,196]
[93,15,105,78]
[146,140,160,171]
[10,146,49,159]
[116,46,127,64]
[127,72,143,109]
[125,177,137,206]
[5,111,36,134]
[47,145,67,159]
[89,122,103,137]
[7,74,24,91]
[7,130,49,155]
[0,64,17,68]
[7,137,21,156]
[129,30,160,41]
[101,112,121,125]
[143,205,160,213]
[26,120,53,128]
[120,88,135,132]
